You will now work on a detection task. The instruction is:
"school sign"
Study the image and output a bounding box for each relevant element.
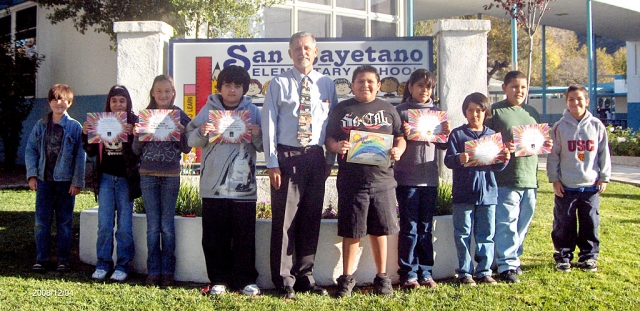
[169,37,433,118]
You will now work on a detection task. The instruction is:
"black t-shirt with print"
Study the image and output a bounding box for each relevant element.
[326,98,403,190]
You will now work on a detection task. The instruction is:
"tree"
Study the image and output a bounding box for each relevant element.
[33,0,283,44]
[484,0,555,87]
[0,41,45,170]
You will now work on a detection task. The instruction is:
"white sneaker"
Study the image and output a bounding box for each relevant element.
[110,270,128,282]
[210,285,226,295]
[242,284,260,296]
[92,269,108,280]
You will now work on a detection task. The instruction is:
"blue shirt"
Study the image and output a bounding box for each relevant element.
[261,67,338,168]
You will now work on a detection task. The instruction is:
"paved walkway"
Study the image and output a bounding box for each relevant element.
[538,157,640,187]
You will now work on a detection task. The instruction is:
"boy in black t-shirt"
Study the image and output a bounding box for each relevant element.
[326,65,406,297]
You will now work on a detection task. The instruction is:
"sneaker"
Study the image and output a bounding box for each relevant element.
[336,274,356,298]
[575,259,597,272]
[281,286,296,300]
[458,276,477,286]
[242,284,260,296]
[110,270,128,282]
[401,278,420,290]
[556,262,572,273]
[202,284,226,295]
[56,262,70,273]
[92,269,108,280]
[477,275,498,285]
[373,273,393,296]
[32,262,47,273]
[160,274,174,286]
[418,277,438,288]
[516,266,523,275]
[146,274,161,286]
[298,283,328,296]
[500,270,520,284]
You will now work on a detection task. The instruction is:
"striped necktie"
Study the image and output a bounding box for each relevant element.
[297,76,312,146]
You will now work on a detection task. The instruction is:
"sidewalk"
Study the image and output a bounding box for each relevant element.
[538,156,640,187]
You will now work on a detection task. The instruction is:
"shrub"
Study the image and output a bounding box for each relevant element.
[435,181,453,216]
[133,181,202,216]
[607,126,640,156]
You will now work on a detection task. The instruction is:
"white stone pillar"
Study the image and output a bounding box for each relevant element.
[626,41,640,130]
[114,21,174,112]
[433,20,491,179]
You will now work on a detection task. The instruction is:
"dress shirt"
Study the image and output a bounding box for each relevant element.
[261,67,338,168]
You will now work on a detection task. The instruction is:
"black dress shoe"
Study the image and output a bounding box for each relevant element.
[282,286,296,299]
[304,283,328,296]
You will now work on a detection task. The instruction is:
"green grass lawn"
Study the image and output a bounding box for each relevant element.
[0,172,639,310]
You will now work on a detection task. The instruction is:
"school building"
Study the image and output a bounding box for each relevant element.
[1,0,640,165]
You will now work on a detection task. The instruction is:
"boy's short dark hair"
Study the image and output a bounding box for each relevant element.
[564,85,588,99]
[217,65,251,94]
[48,84,74,104]
[352,65,380,84]
[462,92,491,120]
[503,71,526,85]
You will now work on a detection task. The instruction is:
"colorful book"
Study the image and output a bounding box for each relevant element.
[464,133,507,167]
[86,112,127,144]
[407,109,448,143]
[513,123,551,157]
[208,110,252,144]
[138,109,181,142]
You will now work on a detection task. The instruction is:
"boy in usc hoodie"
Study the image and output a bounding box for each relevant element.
[186,65,263,295]
[547,85,611,273]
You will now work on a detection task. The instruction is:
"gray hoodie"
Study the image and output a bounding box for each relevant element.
[547,109,611,188]
[186,94,263,199]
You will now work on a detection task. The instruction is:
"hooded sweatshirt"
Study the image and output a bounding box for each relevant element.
[444,124,508,205]
[393,98,447,187]
[186,94,263,199]
[547,109,611,188]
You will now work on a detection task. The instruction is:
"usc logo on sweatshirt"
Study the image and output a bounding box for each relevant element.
[567,140,595,152]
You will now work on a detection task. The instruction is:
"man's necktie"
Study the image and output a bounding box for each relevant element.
[297,76,312,146]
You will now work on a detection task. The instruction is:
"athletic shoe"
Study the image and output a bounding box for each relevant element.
[56,262,70,272]
[401,278,420,290]
[575,259,597,272]
[110,270,128,282]
[92,269,108,280]
[242,284,260,296]
[281,286,296,300]
[373,273,393,296]
[500,270,520,283]
[146,274,161,286]
[160,274,174,286]
[32,262,47,273]
[556,262,572,273]
[458,276,477,286]
[477,275,498,285]
[336,274,356,298]
[419,277,438,288]
[516,266,523,275]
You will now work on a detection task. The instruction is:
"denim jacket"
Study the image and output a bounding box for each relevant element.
[25,112,86,187]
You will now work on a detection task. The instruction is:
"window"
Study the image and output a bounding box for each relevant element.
[262,1,399,38]
[337,15,365,38]
[337,0,365,11]
[264,7,292,38]
[371,20,396,37]
[371,0,396,15]
[298,11,330,38]
[0,15,10,44]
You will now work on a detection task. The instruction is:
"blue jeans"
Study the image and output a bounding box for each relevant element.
[396,186,436,281]
[453,203,495,278]
[140,175,180,275]
[96,173,134,273]
[495,187,537,273]
[34,180,75,263]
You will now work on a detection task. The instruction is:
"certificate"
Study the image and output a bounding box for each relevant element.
[346,130,394,167]
[86,112,127,144]
[138,109,181,141]
[464,133,507,167]
[407,109,448,143]
[208,110,251,143]
[513,123,551,157]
